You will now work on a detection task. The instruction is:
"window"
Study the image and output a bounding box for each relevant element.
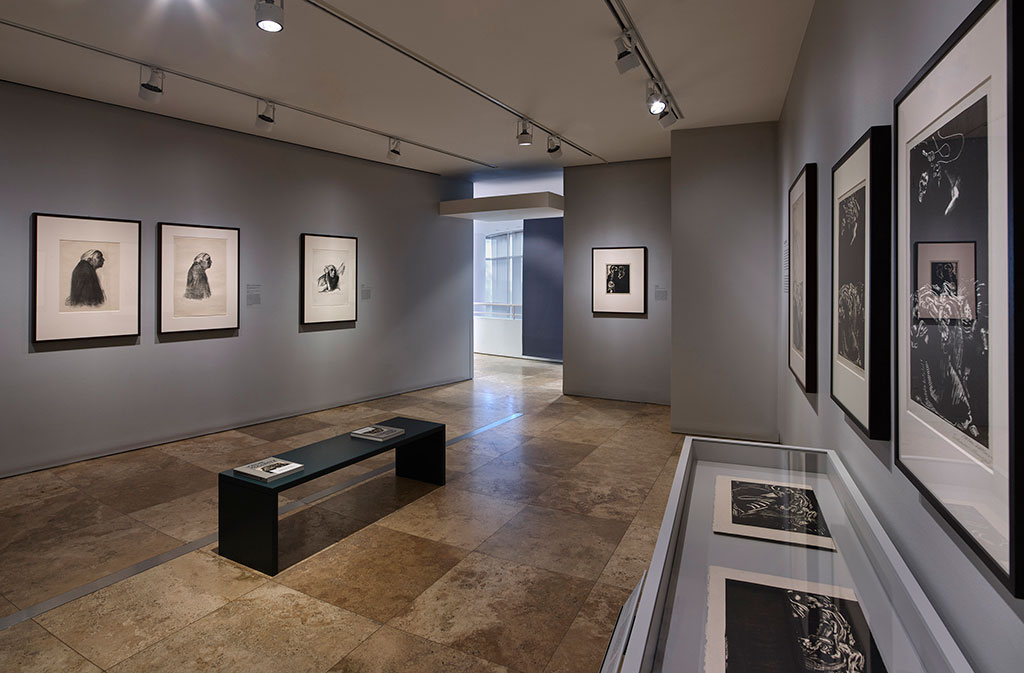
[479,230,523,319]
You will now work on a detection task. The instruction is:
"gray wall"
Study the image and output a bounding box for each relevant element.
[563,159,670,405]
[671,123,779,441]
[0,81,472,477]
[776,1,1024,671]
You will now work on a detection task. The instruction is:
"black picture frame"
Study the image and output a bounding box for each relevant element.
[157,222,241,334]
[893,0,1021,597]
[788,164,817,393]
[590,246,648,315]
[32,212,142,343]
[300,233,359,325]
[830,127,891,440]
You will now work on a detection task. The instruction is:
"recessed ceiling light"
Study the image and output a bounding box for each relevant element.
[255,0,284,33]
[517,119,533,147]
[138,65,164,103]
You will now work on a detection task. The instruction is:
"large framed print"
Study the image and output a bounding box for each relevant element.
[831,127,891,439]
[158,222,239,333]
[33,213,141,342]
[788,164,817,392]
[894,0,1021,596]
[712,475,836,550]
[592,246,647,314]
[705,566,888,673]
[301,233,357,324]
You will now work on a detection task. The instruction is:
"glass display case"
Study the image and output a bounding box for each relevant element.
[602,436,973,673]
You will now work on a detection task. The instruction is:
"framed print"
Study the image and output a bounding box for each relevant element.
[831,127,891,439]
[705,567,887,673]
[894,0,1021,596]
[592,246,646,314]
[301,233,357,324]
[158,222,239,333]
[712,475,835,550]
[788,164,817,392]
[33,213,140,342]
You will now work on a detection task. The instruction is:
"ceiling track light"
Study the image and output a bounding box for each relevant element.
[546,135,563,160]
[646,80,667,116]
[658,106,679,128]
[255,99,276,130]
[614,33,641,74]
[138,65,164,103]
[388,137,401,162]
[255,0,284,33]
[516,119,533,147]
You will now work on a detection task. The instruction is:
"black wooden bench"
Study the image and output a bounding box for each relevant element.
[218,416,445,575]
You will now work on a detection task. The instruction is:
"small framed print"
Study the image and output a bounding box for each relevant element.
[831,127,891,439]
[592,246,646,314]
[33,213,141,342]
[894,0,1021,596]
[158,222,239,333]
[301,234,357,324]
[712,475,835,550]
[788,164,817,392]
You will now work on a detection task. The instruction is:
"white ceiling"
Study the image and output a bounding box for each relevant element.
[0,0,814,177]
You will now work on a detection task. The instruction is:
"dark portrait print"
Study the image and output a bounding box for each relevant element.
[837,187,866,370]
[184,252,213,300]
[317,262,345,292]
[67,249,106,307]
[606,264,630,294]
[931,261,958,296]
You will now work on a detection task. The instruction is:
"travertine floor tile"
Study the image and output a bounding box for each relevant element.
[1,488,123,553]
[378,488,524,550]
[449,459,562,502]
[128,486,219,542]
[0,620,100,673]
[0,471,77,514]
[277,506,367,571]
[389,552,592,673]
[330,625,510,673]
[157,430,270,473]
[632,462,677,530]
[36,551,265,670]
[478,505,627,580]
[570,446,664,487]
[318,473,436,523]
[498,437,598,473]
[0,593,17,618]
[0,516,180,608]
[538,419,619,446]
[600,426,682,454]
[108,582,378,673]
[238,416,333,442]
[597,524,659,590]
[544,583,633,673]
[277,525,466,622]
[532,472,651,523]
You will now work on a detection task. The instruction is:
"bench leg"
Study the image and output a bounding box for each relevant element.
[218,474,279,575]
[395,427,446,485]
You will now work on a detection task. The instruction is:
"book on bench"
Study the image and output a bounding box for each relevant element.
[233,457,304,482]
[350,424,406,442]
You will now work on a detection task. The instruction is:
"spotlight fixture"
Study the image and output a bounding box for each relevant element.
[255,0,284,33]
[388,137,402,162]
[516,119,533,146]
[255,100,275,130]
[646,80,667,116]
[138,65,164,103]
[614,34,641,74]
[546,135,562,160]
[658,106,679,128]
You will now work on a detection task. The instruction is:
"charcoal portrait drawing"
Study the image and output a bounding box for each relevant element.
[837,186,866,371]
[908,96,989,463]
[173,236,227,318]
[59,240,120,312]
[606,264,630,294]
[311,248,353,307]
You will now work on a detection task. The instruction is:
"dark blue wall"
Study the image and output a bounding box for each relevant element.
[522,217,564,361]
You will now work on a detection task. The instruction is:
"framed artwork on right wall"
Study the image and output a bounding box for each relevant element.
[894,0,1021,596]
[788,164,817,392]
[831,126,891,440]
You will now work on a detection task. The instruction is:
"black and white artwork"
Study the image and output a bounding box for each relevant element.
[302,233,357,323]
[788,165,817,391]
[159,223,239,333]
[34,214,140,341]
[713,476,835,550]
[705,567,888,673]
[606,264,630,294]
[592,247,646,314]
[895,0,1019,595]
[908,98,989,462]
[837,187,866,371]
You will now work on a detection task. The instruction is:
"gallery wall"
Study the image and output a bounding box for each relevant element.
[776,1,1024,671]
[670,122,780,441]
[522,217,564,361]
[562,159,670,405]
[0,81,473,477]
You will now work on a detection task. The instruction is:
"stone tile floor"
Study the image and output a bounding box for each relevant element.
[0,355,681,672]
